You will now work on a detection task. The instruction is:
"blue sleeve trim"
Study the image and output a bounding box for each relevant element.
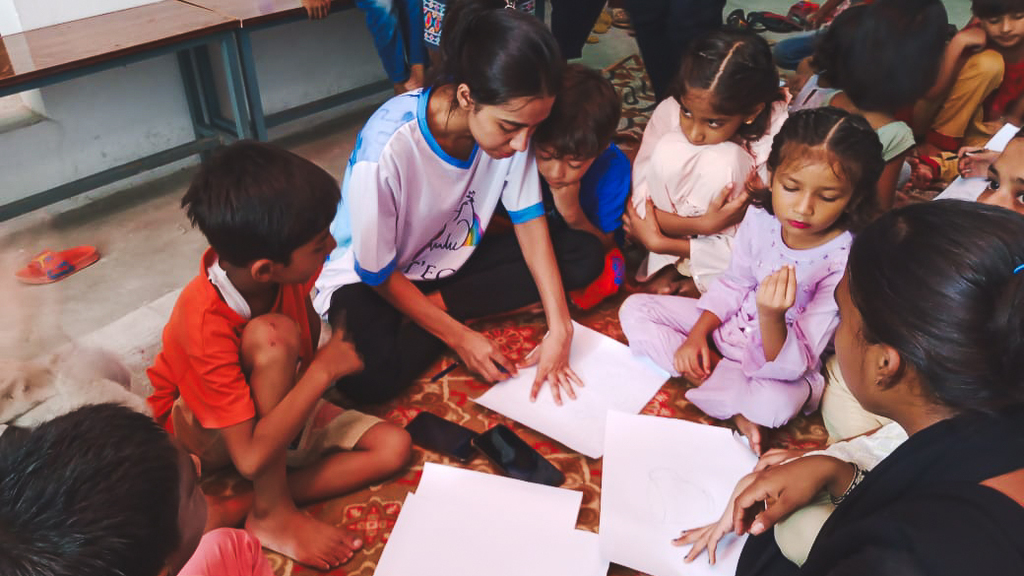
[507,202,545,224]
[354,256,398,286]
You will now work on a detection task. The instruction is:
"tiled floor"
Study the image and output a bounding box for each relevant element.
[0,0,972,389]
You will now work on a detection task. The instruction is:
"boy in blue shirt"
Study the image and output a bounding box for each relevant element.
[533,63,630,308]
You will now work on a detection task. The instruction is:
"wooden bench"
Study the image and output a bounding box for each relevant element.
[180,0,392,141]
[0,1,251,221]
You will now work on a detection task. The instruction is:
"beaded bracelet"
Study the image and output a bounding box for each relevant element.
[830,463,866,506]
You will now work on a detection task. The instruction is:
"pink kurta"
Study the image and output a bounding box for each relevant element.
[619,208,850,427]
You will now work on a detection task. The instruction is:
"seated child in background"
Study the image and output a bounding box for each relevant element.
[803,0,947,208]
[532,63,629,309]
[625,29,789,296]
[0,403,272,576]
[146,142,412,570]
[913,1,1024,168]
[619,107,884,455]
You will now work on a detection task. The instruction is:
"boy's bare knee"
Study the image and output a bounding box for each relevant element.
[241,314,301,370]
[359,422,413,472]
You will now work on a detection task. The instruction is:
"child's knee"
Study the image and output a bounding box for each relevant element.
[240,314,301,370]
[359,421,413,472]
[618,294,659,334]
[963,49,1005,86]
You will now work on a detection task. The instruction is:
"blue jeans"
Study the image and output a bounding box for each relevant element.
[356,0,426,83]
[772,30,821,71]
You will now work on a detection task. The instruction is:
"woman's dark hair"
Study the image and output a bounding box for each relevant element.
[752,107,883,233]
[0,404,181,576]
[847,200,1024,414]
[973,0,1024,19]
[670,29,784,143]
[817,0,947,114]
[533,64,621,159]
[430,0,563,106]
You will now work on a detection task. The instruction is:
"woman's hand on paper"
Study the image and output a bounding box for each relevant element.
[673,471,757,564]
[520,328,583,405]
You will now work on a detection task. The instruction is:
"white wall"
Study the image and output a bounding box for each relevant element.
[0,0,161,34]
[0,9,387,209]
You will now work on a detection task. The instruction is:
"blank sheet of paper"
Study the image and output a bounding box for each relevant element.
[600,412,758,576]
[474,321,669,458]
[375,464,607,576]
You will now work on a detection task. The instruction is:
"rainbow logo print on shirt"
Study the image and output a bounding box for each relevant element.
[462,213,483,247]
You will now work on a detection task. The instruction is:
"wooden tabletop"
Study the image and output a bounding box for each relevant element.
[0,1,237,90]
[179,0,354,27]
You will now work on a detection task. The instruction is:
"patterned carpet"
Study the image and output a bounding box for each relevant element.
[201,55,834,576]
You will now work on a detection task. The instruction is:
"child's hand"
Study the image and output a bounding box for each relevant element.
[312,328,364,381]
[756,265,796,320]
[674,334,712,381]
[701,183,750,234]
[958,147,998,178]
[623,198,665,250]
[906,156,936,189]
[520,329,583,405]
[302,0,331,19]
[453,329,517,383]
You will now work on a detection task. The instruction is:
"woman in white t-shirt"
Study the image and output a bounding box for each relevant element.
[314,0,601,404]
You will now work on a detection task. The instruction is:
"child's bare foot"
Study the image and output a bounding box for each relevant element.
[246,508,363,570]
[640,267,691,295]
[733,414,767,456]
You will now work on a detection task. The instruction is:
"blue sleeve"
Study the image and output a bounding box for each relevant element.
[579,144,631,234]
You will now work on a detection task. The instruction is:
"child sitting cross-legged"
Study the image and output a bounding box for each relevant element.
[619,107,884,455]
[532,63,630,309]
[146,142,412,571]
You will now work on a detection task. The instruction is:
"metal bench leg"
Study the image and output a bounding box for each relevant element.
[220,36,253,140]
[236,30,269,142]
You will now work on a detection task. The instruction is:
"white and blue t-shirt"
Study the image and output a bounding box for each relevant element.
[313,88,545,316]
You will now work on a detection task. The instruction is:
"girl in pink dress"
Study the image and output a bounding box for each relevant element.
[619,107,883,454]
[625,29,789,295]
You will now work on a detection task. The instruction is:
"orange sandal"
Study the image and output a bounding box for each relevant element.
[15,246,99,284]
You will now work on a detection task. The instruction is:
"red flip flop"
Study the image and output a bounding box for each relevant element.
[15,246,100,284]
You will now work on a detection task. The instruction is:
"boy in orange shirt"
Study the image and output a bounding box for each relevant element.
[147,142,411,571]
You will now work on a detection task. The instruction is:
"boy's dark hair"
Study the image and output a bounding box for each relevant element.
[182,141,340,267]
[670,29,784,143]
[848,201,1024,413]
[430,0,563,107]
[972,0,1024,18]
[811,4,867,87]
[533,64,621,159]
[753,107,883,233]
[822,0,947,115]
[0,404,181,576]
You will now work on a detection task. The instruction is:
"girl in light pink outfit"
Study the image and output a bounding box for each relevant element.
[620,108,883,454]
[626,29,789,295]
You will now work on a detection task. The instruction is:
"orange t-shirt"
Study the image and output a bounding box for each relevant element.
[147,249,315,432]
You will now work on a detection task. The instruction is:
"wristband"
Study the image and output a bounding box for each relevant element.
[830,463,866,506]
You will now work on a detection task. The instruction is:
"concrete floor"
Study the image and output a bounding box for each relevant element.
[0,0,972,390]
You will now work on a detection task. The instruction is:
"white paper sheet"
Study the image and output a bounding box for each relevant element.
[375,465,607,576]
[414,462,583,529]
[600,412,759,576]
[936,122,1019,202]
[474,322,669,458]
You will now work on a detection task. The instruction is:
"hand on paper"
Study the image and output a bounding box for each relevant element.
[730,455,851,536]
[520,329,583,405]
[454,329,517,383]
[674,471,757,564]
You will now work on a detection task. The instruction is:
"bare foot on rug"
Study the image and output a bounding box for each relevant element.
[640,267,696,296]
[246,508,363,570]
[733,414,767,456]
